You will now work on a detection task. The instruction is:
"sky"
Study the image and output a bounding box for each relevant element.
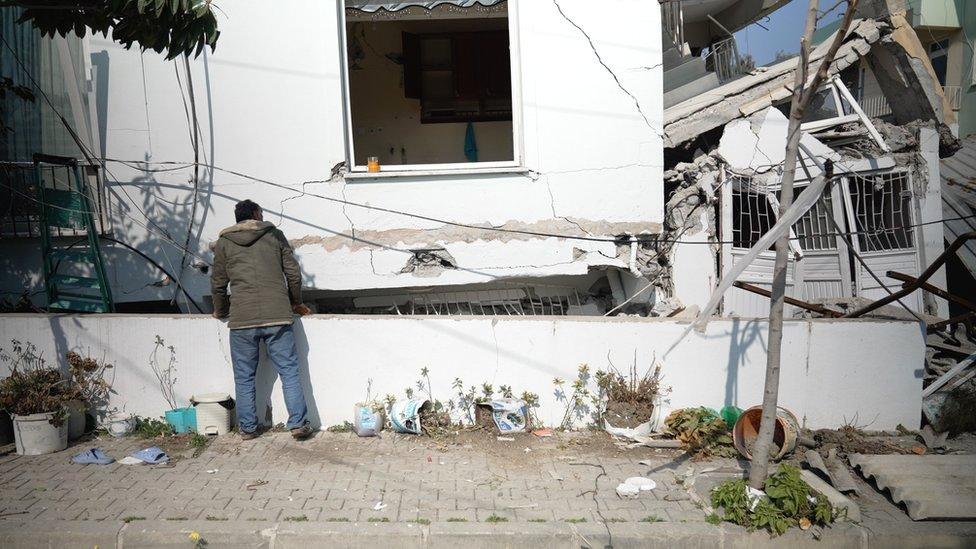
[734,0,846,66]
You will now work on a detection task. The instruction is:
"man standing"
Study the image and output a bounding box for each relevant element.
[211,199,314,440]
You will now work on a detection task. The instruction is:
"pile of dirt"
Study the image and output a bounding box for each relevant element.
[604,400,654,429]
[811,427,911,456]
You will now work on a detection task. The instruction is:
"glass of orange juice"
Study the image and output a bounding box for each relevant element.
[367,156,380,173]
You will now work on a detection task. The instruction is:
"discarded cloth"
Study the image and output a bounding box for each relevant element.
[70,448,115,465]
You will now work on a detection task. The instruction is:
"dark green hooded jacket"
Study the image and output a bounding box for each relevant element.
[210,220,302,329]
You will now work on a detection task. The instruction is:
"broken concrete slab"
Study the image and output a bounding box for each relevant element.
[850,454,976,520]
[717,107,839,176]
[800,469,862,523]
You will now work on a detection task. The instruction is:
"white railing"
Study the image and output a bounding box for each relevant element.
[704,37,743,83]
[860,94,892,118]
[661,0,684,50]
[944,85,962,110]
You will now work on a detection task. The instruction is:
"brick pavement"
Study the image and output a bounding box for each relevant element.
[2,428,973,548]
[0,430,708,525]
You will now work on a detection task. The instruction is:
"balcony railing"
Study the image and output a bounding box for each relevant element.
[661,0,685,50]
[704,37,743,83]
[860,94,892,118]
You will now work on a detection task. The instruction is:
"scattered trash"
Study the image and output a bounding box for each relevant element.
[496,436,515,442]
[523,447,531,453]
[476,399,529,433]
[548,470,563,481]
[623,477,656,491]
[390,399,428,434]
[353,404,385,437]
[745,486,765,511]
[532,428,553,438]
[206,469,219,474]
[911,445,926,455]
[70,447,114,465]
[373,502,387,511]
[615,483,640,499]
[104,413,137,438]
[246,480,269,491]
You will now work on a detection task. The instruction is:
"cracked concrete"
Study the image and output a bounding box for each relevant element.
[289,218,659,253]
[551,0,660,137]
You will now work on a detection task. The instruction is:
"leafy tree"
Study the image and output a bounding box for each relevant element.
[1,0,220,60]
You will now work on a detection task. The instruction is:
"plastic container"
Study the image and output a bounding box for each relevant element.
[106,412,137,437]
[732,405,800,460]
[66,400,88,440]
[191,393,232,435]
[164,407,197,434]
[13,411,68,455]
[353,404,384,437]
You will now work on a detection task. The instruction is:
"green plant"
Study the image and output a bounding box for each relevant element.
[665,407,736,459]
[484,514,508,523]
[554,364,595,429]
[13,0,220,61]
[205,516,228,521]
[0,340,75,425]
[527,518,547,523]
[149,336,180,411]
[326,422,354,433]
[325,517,349,522]
[135,416,173,438]
[705,513,722,525]
[285,515,309,522]
[710,465,838,536]
[408,518,431,525]
[564,517,587,523]
[640,515,662,523]
[368,517,390,523]
[446,517,468,522]
[122,516,146,523]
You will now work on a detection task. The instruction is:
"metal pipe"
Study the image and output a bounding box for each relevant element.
[732,281,845,318]
[887,271,976,313]
[844,232,976,317]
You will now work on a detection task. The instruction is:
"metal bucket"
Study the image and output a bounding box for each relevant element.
[732,405,799,460]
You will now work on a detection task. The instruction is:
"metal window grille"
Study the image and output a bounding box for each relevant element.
[794,190,837,251]
[731,178,776,250]
[0,161,108,238]
[847,171,914,252]
[731,177,836,252]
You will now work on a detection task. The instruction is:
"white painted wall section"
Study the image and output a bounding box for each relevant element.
[0,315,924,431]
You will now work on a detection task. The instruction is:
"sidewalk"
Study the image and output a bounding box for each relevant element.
[1,430,974,547]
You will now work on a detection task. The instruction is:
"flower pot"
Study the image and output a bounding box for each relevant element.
[164,407,197,434]
[66,399,88,440]
[12,411,68,455]
[104,413,136,437]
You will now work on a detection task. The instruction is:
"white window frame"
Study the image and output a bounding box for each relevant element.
[336,0,525,178]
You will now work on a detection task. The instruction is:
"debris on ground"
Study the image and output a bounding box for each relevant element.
[475,398,529,434]
[811,426,912,456]
[850,454,976,520]
[665,407,736,459]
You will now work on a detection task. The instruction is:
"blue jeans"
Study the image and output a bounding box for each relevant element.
[229,324,308,433]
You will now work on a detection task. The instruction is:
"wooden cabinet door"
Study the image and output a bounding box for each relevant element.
[453,33,480,99]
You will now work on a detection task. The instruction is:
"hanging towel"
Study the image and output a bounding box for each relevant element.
[464,122,478,162]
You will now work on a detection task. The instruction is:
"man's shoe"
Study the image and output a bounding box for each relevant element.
[240,430,260,440]
[290,423,314,440]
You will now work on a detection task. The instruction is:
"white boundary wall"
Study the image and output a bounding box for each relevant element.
[0,315,924,430]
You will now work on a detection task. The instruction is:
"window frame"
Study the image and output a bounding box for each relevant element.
[336,0,524,177]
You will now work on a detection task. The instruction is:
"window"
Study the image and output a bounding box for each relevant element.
[847,172,914,252]
[928,38,948,86]
[731,176,834,252]
[343,1,516,170]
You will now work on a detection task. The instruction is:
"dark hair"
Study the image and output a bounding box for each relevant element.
[234,200,261,223]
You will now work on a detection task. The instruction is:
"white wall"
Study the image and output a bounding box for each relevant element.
[0,0,664,309]
[0,314,924,431]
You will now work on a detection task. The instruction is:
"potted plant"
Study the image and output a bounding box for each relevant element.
[0,340,75,455]
[65,351,114,439]
[150,336,195,433]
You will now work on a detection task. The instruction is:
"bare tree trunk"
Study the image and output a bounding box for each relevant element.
[747,0,860,489]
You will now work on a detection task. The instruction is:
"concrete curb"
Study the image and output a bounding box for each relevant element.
[0,520,975,548]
